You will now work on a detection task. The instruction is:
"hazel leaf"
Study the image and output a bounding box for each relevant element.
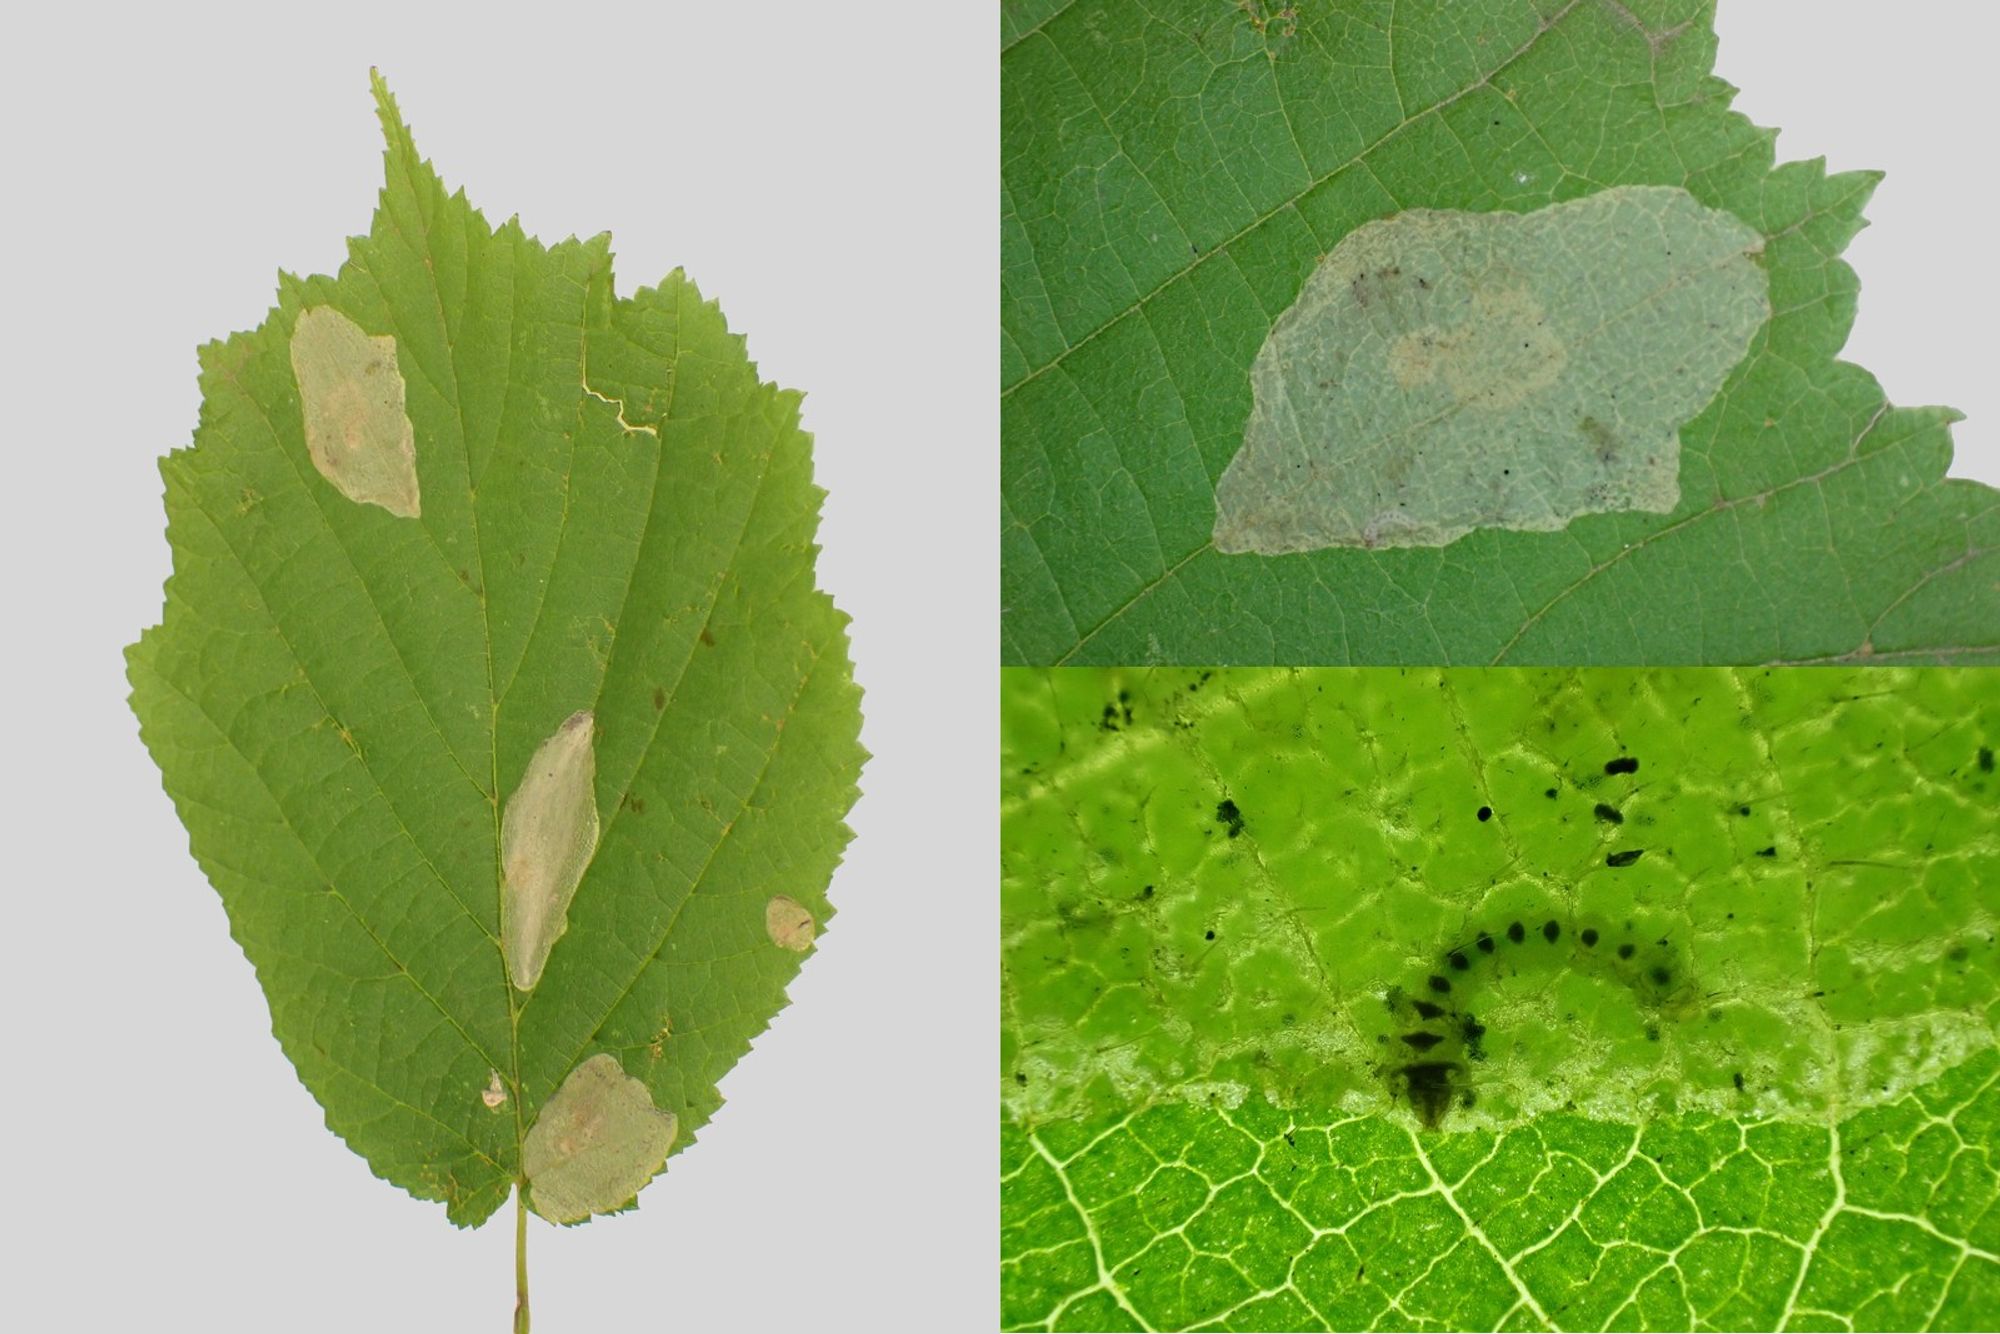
[126,74,864,1237]
[1000,0,1998,665]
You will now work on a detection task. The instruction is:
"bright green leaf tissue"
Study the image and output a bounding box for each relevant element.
[1001,668,2000,1331]
[127,76,863,1235]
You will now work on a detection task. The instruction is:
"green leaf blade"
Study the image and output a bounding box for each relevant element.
[1000,0,2000,665]
[1001,666,2000,1329]
[129,77,862,1228]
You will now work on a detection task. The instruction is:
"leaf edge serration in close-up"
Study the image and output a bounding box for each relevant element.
[124,71,865,1239]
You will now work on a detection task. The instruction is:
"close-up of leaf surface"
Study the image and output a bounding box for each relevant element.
[1001,668,2000,1330]
[124,73,862,1318]
[1000,0,1998,665]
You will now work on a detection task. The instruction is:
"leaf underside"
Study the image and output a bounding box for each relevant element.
[1000,667,2000,1331]
[128,75,863,1226]
[1000,0,1999,666]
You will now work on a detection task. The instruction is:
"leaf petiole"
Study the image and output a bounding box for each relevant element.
[513,1184,529,1334]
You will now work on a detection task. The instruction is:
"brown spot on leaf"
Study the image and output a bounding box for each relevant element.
[765,895,817,952]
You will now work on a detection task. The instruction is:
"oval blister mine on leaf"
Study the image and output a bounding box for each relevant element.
[288,304,422,517]
[524,1054,679,1225]
[764,894,817,952]
[503,710,600,992]
[1213,186,1769,554]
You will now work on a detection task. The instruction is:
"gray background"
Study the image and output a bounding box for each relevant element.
[1711,3,1996,486]
[0,2,1992,1331]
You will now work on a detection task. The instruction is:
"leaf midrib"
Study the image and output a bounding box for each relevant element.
[366,105,534,1182]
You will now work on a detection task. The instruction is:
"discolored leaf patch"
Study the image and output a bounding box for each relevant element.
[502,710,600,992]
[1213,187,1768,553]
[288,304,421,517]
[523,1054,678,1225]
[764,895,817,953]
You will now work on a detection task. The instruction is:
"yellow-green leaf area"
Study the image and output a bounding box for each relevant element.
[1002,666,2000,1330]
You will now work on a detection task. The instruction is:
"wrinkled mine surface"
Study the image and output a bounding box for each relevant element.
[1212,187,1768,553]
[523,1054,678,1224]
[287,305,422,517]
[502,711,600,991]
